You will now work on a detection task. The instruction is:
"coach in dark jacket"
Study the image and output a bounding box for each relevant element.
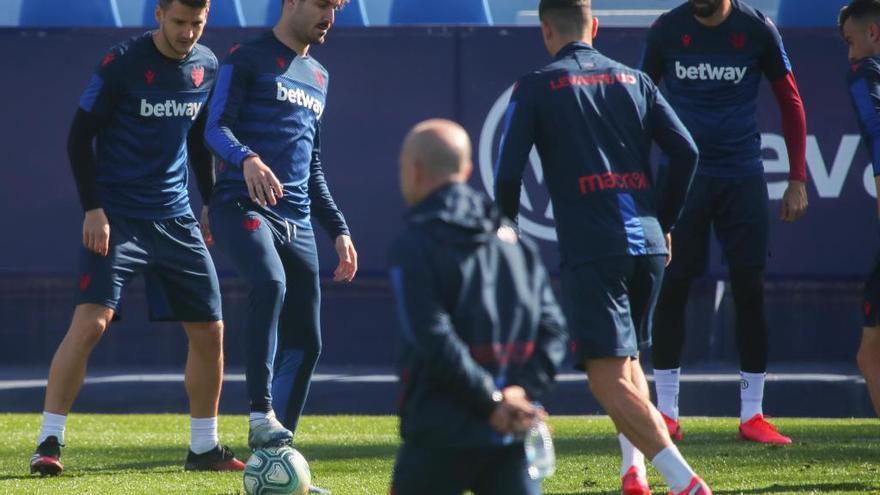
[388,119,568,495]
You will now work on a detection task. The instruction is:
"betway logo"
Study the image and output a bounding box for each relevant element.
[675,61,747,84]
[277,82,324,117]
[139,99,203,120]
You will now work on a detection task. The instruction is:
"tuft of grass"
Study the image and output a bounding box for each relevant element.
[0,414,877,494]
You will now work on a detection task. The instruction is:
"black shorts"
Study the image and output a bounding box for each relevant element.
[562,255,665,366]
[391,442,540,495]
[864,252,880,328]
[75,213,222,322]
[666,173,769,278]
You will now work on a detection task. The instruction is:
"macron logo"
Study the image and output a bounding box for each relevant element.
[276,82,325,117]
[139,99,203,120]
[675,61,747,84]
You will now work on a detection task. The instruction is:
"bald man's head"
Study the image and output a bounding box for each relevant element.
[399,119,473,206]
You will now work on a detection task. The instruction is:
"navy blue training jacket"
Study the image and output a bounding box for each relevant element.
[495,42,698,267]
[389,183,568,448]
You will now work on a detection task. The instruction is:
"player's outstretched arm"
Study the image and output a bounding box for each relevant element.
[640,18,666,84]
[68,47,126,257]
[494,79,538,223]
[762,16,808,222]
[333,235,357,283]
[204,55,282,207]
[389,235,501,419]
[849,64,880,219]
[307,127,356,282]
[649,90,699,233]
[188,110,215,244]
[68,109,110,257]
[771,75,808,222]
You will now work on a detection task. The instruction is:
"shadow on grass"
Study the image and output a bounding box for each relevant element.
[545,483,880,495]
[1,441,399,481]
[0,445,230,480]
[713,483,880,494]
[295,442,399,462]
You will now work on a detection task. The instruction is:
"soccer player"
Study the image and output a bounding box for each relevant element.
[29,0,245,476]
[389,119,568,495]
[204,0,358,462]
[841,0,880,418]
[495,1,710,494]
[641,0,809,444]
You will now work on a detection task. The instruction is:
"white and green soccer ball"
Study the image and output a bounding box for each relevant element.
[243,446,311,495]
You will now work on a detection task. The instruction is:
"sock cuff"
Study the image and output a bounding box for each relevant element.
[42,411,67,422]
[654,368,681,376]
[190,417,218,428]
[651,445,680,464]
[740,371,766,379]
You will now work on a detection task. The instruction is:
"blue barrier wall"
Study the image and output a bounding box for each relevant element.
[0,27,869,369]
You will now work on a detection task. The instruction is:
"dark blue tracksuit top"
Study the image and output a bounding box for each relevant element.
[389,183,568,448]
[495,42,698,268]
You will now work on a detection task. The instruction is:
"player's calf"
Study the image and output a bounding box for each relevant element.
[857,327,880,416]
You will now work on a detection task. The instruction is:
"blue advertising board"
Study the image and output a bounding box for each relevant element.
[0,27,871,279]
[0,27,870,369]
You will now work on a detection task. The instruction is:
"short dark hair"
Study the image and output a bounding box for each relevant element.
[280,0,351,7]
[159,0,210,11]
[840,0,880,34]
[538,0,591,36]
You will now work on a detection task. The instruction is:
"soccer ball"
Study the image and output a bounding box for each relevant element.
[243,446,311,495]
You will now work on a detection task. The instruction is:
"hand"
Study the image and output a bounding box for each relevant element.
[200,205,213,247]
[497,224,518,243]
[780,180,808,223]
[83,208,110,256]
[243,156,283,207]
[488,386,545,435]
[665,233,672,267]
[333,234,358,282]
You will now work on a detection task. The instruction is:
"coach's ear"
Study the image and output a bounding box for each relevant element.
[591,16,599,40]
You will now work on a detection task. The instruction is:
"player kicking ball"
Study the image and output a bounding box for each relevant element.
[30,0,244,476]
[841,0,880,418]
[204,0,357,492]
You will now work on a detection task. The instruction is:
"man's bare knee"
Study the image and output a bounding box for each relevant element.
[67,304,113,350]
[184,321,224,352]
[859,329,880,375]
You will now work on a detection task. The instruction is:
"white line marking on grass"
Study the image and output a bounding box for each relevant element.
[0,372,865,390]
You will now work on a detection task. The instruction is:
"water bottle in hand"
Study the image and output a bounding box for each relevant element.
[524,420,556,480]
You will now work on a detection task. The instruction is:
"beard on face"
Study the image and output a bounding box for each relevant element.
[690,0,722,18]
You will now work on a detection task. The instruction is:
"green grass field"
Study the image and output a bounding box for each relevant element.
[0,414,877,494]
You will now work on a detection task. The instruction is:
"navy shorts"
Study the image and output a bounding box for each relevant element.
[75,213,222,322]
[666,173,769,278]
[562,255,666,366]
[864,252,880,328]
[391,442,540,495]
